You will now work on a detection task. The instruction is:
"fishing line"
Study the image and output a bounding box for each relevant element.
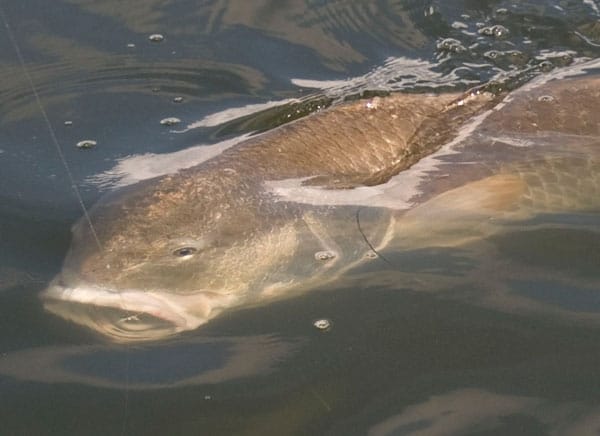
[120,350,131,436]
[355,207,394,267]
[0,5,133,432]
[0,4,102,251]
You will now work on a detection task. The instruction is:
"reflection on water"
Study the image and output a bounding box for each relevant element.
[0,335,298,388]
[2,0,600,434]
[369,388,600,435]
[62,0,430,68]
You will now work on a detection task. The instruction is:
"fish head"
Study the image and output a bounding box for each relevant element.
[42,171,304,342]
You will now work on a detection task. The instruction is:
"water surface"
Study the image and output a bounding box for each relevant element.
[1,1,600,434]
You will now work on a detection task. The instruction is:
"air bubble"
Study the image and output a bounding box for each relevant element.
[437,38,466,53]
[148,34,164,43]
[76,140,96,149]
[173,96,184,103]
[484,50,500,59]
[314,250,336,261]
[64,120,73,126]
[479,25,510,39]
[313,319,331,331]
[493,25,509,38]
[539,60,554,72]
[160,117,181,126]
[537,95,554,102]
[451,21,468,30]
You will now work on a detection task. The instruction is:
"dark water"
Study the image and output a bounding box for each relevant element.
[1,1,600,435]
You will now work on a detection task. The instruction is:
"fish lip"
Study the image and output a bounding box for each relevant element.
[41,281,208,341]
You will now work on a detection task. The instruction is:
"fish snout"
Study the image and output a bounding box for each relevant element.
[41,279,236,342]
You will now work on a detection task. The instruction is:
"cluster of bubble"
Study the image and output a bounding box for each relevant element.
[431,3,598,91]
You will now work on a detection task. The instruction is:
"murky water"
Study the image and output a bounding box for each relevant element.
[1,1,600,435]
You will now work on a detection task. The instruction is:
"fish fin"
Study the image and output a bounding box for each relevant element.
[397,173,530,249]
[422,173,528,218]
[460,173,527,213]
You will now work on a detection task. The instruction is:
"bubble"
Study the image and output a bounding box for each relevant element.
[478,26,493,36]
[484,50,501,60]
[126,43,136,48]
[76,140,96,149]
[173,96,184,103]
[537,95,555,103]
[160,117,181,126]
[539,60,554,72]
[313,319,332,331]
[493,25,510,38]
[507,50,525,59]
[314,250,336,261]
[148,34,164,43]
[479,25,510,39]
[451,21,468,30]
[64,120,73,126]
[437,38,467,53]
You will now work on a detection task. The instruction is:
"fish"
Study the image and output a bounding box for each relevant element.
[42,61,600,342]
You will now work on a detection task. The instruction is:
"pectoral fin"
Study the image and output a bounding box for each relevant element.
[396,173,530,250]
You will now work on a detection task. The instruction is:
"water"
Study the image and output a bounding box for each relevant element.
[1,0,600,434]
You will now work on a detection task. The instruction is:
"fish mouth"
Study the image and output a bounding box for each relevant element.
[41,280,224,342]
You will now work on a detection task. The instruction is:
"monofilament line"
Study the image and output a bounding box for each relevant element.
[355,207,394,267]
[1,8,131,431]
[0,4,103,251]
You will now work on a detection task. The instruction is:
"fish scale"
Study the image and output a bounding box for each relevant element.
[42,62,600,341]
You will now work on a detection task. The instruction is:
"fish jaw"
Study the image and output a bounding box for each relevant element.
[41,280,238,342]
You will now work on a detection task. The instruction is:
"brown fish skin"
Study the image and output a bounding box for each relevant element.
[42,87,498,341]
[390,73,600,252]
[210,91,496,187]
[70,90,495,286]
[481,75,600,136]
[42,69,600,341]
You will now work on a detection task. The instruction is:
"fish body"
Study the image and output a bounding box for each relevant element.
[43,63,600,341]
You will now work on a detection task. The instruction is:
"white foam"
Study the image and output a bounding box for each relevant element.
[88,134,250,189]
[291,56,470,94]
[264,104,495,210]
[583,0,600,15]
[181,99,300,131]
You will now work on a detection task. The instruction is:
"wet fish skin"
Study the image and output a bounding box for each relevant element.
[393,75,600,251]
[42,88,494,341]
[42,68,600,341]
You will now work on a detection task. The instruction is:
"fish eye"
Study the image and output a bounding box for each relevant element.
[172,247,197,258]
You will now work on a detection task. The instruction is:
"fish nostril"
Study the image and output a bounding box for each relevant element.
[172,247,197,258]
